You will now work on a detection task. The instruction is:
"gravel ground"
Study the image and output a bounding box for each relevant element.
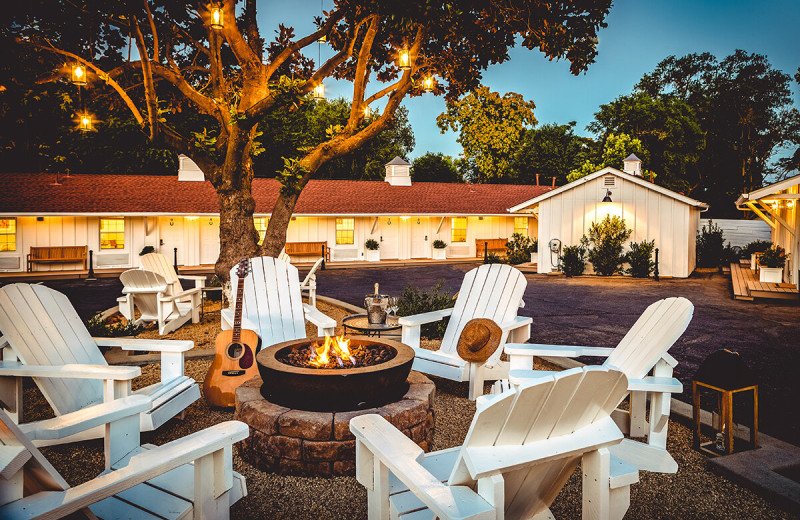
[23,302,798,520]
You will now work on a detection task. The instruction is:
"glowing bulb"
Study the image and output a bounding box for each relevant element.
[210,6,223,29]
[423,76,435,92]
[398,48,411,71]
[71,64,87,86]
[313,83,325,100]
[78,114,93,131]
[363,106,371,118]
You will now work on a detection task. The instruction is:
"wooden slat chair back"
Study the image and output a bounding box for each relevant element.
[120,269,171,322]
[0,283,105,415]
[604,297,693,379]
[140,252,183,296]
[441,263,527,363]
[230,256,307,346]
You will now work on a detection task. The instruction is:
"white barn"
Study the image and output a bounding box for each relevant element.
[0,158,551,272]
[508,156,709,277]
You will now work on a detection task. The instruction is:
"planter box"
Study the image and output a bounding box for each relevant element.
[759,266,783,283]
[366,249,380,262]
[432,248,446,260]
[530,251,538,264]
[751,253,758,270]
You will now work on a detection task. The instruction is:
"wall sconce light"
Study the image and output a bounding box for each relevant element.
[602,190,613,203]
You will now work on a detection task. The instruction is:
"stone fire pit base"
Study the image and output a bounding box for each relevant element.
[235,371,435,476]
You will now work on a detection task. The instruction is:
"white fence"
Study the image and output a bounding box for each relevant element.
[697,218,771,248]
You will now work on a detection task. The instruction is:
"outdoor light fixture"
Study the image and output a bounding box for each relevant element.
[602,189,613,203]
[209,6,223,30]
[78,113,93,132]
[422,76,435,92]
[313,83,325,100]
[70,63,87,86]
[317,33,327,43]
[398,47,411,71]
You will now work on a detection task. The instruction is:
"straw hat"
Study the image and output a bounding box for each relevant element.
[456,318,503,363]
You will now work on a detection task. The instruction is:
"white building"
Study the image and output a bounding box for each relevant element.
[0,157,551,272]
[508,156,709,277]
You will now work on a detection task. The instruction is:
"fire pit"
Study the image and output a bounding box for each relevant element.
[257,335,414,412]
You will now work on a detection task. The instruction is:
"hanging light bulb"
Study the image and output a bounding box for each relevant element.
[363,105,371,118]
[70,63,87,86]
[398,47,411,71]
[313,83,325,100]
[422,75,435,92]
[78,113,93,132]
[209,5,223,30]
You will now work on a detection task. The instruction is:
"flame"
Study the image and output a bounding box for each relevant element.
[308,334,356,368]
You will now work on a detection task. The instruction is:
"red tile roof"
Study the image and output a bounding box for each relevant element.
[0,173,552,215]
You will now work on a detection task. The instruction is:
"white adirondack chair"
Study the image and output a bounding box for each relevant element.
[140,251,207,299]
[276,249,323,307]
[352,366,643,520]
[0,283,201,445]
[0,395,248,519]
[398,263,533,400]
[118,269,201,335]
[504,297,693,466]
[221,256,335,345]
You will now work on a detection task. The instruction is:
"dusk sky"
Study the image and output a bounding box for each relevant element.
[260,0,800,162]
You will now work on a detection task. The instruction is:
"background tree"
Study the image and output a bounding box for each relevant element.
[509,122,596,185]
[567,133,647,182]
[5,0,613,279]
[410,152,461,182]
[436,86,536,182]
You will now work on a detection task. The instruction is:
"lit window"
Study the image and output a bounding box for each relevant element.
[336,218,354,245]
[254,217,269,245]
[100,218,125,249]
[0,218,16,251]
[514,217,529,236]
[451,217,467,243]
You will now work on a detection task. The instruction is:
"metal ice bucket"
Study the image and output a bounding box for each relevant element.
[364,295,388,324]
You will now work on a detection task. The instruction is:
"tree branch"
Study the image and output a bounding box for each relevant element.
[150,62,224,122]
[130,14,160,139]
[218,0,261,73]
[142,0,159,62]
[345,16,379,131]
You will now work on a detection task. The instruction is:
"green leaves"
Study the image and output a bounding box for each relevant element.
[276,156,310,196]
[586,215,632,276]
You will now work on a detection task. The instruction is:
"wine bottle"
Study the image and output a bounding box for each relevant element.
[374,282,379,297]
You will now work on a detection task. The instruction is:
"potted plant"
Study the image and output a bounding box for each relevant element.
[365,238,380,262]
[758,245,788,283]
[742,240,772,271]
[432,239,447,260]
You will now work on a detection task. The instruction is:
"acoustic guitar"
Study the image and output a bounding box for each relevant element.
[203,258,260,408]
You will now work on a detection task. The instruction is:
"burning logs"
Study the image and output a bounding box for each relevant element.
[278,335,395,369]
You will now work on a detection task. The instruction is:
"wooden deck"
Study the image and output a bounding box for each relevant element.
[730,262,798,301]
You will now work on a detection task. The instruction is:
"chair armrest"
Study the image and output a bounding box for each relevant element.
[0,361,140,380]
[398,308,454,327]
[159,287,201,302]
[350,414,494,520]
[122,286,168,295]
[498,316,532,332]
[20,395,151,441]
[303,304,336,330]
[94,337,194,353]
[627,377,682,394]
[504,343,615,358]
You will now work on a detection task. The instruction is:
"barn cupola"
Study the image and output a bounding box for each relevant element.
[385,156,412,186]
[623,154,642,176]
[178,154,205,181]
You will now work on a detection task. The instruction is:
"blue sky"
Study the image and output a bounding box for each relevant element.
[259,0,800,161]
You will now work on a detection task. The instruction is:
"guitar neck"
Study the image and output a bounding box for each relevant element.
[233,276,245,343]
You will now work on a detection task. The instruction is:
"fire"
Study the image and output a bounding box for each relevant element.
[308,335,356,368]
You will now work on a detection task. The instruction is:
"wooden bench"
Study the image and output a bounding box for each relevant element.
[27,245,87,272]
[285,241,330,262]
[475,238,508,257]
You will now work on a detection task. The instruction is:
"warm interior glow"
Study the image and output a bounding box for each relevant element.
[363,106,371,118]
[78,113,93,131]
[423,76,434,92]
[71,64,87,86]
[308,335,356,368]
[313,83,325,99]
[210,6,223,29]
[398,48,410,70]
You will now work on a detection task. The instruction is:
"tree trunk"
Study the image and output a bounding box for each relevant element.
[260,189,302,257]
[215,185,260,281]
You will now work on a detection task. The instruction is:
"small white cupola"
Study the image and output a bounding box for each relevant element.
[623,154,642,176]
[385,156,412,186]
[178,154,205,181]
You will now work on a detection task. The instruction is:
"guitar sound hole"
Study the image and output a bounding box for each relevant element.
[227,343,244,359]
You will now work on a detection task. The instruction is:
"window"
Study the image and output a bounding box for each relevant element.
[514,217,529,236]
[451,217,467,243]
[100,218,125,249]
[254,217,269,245]
[0,218,16,251]
[336,218,354,245]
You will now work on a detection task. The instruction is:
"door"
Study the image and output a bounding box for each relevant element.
[159,216,184,266]
[380,217,399,259]
[410,217,429,258]
[200,217,220,265]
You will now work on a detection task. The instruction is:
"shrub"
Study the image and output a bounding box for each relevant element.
[484,252,504,264]
[432,239,447,249]
[139,245,155,256]
[84,312,144,339]
[625,240,655,278]
[696,221,725,268]
[365,238,379,250]
[741,240,772,257]
[560,237,588,277]
[587,215,632,275]
[396,280,455,339]
[758,245,788,268]
[505,233,536,265]
[720,243,741,265]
